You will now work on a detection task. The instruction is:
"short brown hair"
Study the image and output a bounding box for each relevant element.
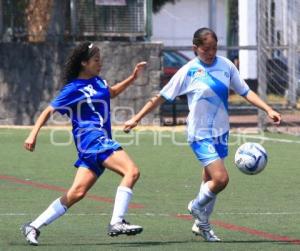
[193,27,218,47]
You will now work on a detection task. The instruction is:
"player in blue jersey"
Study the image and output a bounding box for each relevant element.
[123,28,281,242]
[21,42,146,245]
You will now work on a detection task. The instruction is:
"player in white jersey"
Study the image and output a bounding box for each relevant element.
[123,28,281,242]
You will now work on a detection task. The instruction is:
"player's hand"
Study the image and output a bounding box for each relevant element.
[132,61,147,80]
[267,109,281,125]
[123,119,138,133]
[24,135,36,152]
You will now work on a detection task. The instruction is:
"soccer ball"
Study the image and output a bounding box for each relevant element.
[234,142,268,175]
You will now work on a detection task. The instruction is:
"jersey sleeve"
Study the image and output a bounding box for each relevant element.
[50,83,80,115]
[160,65,189,101]
[229,63,250,96]
[97,76,108,88]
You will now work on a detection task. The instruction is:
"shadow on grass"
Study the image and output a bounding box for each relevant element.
[12,240,197,247]
[11,239,300,247]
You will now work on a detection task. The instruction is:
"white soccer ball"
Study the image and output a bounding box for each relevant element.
[234,142,268,175]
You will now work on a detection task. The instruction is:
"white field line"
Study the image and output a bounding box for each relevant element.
[1,212,300,217]
[231,133,300,144]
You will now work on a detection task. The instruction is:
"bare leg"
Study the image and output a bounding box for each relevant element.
[103,149,140,188]
[30,168,97,229]
[61,167,98,208]
[103,150,142,236]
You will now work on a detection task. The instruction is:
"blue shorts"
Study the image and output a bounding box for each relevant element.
[190,133,229,167]
[74,138,122,177]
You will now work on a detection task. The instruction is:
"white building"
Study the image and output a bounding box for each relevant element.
[151,0,298,87]
[150,0,259,81]
[238,0,257,80]
[151,0,227,58]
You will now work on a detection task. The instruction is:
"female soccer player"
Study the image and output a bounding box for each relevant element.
[123,28,281,242]
[21,42,146,245]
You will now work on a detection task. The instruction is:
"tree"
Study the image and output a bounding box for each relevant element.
[26,0,53,42]
[153,0,180,13]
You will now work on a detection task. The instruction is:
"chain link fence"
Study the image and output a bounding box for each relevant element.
[257,0,300,134]
[0,0,299,133]
[74,0,147,38]
[0,0,151,42]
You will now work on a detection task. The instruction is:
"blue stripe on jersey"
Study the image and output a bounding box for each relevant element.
[160,56,248,142]
[187,67,201,77]
[206,72,229,110]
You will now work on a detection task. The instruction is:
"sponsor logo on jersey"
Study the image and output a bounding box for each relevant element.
[194,68,206,78]
[80,84,97,97]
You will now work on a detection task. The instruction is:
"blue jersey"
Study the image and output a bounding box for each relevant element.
[51,76,114,153]
[160,56,250,142]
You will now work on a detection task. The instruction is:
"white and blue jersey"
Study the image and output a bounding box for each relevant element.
[160,56,250,166]
[51,76,121,176]
[160,56,250,143]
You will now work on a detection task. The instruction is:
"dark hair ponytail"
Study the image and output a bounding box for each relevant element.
[193,27,218,47]
[62,42,100,85]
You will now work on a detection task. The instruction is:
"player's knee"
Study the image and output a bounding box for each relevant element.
[130,166,140,182]
[126,165,140,182]
[69,187,87,202]
[222,175,229,188]
[214,174,229,189]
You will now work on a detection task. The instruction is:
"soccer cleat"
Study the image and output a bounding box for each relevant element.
[187,200,209,224]
[192,221,221,242]
[20,222,40,246]
[107,219,143,237]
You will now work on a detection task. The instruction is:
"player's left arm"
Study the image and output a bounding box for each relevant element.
[24,105,55,152]
[243,90,281,124]
[109,61,147,98]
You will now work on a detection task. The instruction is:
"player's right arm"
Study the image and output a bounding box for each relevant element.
[124,63,189,133]
[123,95,165,133]
[24,105,55,152]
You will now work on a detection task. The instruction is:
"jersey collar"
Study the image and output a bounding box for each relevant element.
[197,56,218,67]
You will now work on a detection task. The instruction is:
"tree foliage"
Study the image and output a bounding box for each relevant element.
[153,0,180,13]
[26,0,53,42]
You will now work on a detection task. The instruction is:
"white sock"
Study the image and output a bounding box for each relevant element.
[110,186,132,225]
[200,182,217,216]
[193,182,216,209]
[30,198,67,229]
